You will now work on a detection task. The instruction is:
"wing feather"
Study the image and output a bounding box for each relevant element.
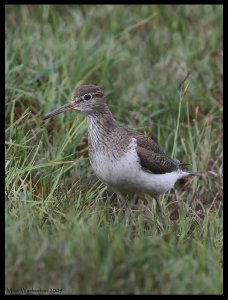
[124,127,180,174]
[137,146,179,174]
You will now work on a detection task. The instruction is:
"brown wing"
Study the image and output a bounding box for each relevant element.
[124,126,179,174]
[137,146,179,174]
[136,134,166,155]
[125,127,166,155]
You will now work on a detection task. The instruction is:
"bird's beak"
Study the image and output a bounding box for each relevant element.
[42,101,75,120]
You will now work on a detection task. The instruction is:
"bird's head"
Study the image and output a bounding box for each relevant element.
[43,84,106,120]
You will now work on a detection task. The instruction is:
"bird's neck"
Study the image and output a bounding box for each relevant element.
[87,104,117,144]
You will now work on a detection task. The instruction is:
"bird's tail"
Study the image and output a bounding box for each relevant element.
[179,163,200,177]
[182,170,201,177]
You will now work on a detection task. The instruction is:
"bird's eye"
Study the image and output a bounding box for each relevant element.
[83,94,92,101]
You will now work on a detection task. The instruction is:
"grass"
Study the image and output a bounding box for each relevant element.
[5,5,223,295]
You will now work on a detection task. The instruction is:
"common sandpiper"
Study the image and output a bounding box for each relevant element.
[43,84,198,212]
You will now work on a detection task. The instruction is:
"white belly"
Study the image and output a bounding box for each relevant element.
[90,138,140,190]
[89,138,190,196]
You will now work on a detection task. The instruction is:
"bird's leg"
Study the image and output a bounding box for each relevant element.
[154,195,162,214]
[154,195,166,222]
[172,188,178,202]
[117,192,128,206]
[109,186,128,207]
[153,195,165,232]
[169,188,181,219]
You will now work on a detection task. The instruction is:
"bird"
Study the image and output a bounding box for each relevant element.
[43,84,198,213]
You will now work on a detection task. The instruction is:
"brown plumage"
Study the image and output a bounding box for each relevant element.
[124,128,180,174]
